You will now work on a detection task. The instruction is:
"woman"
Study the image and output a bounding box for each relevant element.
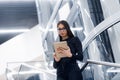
[53,20,83,80]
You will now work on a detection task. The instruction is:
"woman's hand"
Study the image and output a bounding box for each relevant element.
[57,47,72,58]
[53,53,61,62]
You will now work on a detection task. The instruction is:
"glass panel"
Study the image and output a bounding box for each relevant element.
[6,61,56,80]
[82,63,120,80]
[82,64,94,80]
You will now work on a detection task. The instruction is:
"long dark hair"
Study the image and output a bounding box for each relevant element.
[57,20,74,41]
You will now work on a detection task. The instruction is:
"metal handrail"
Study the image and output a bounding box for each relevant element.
[82,11,120,51]
[6,61,56,76]
[81,59,120,72]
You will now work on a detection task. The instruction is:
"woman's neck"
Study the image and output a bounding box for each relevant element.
[62,36,69,40]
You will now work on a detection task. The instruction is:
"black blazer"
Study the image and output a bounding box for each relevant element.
[53,37,83,76]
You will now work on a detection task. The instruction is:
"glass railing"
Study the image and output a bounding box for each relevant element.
[6,61,56,80]
[5,10,120,80]
[81,60,120,80]
[6,60,120,80]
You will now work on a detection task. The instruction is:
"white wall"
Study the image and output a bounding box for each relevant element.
[0,25,45,80]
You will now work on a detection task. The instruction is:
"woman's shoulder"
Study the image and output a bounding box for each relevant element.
[69,36,80,42]
[71,36,79,40]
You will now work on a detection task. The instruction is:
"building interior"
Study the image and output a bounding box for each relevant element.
[0,0,120,80]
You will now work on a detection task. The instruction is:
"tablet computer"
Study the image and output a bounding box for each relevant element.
[53,41,69,57]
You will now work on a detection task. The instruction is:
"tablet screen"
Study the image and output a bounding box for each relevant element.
[53,41,68,57]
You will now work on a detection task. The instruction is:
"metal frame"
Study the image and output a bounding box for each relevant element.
[81,59,120,72]
[82,11,120,51]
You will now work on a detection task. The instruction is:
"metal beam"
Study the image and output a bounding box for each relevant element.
[82,11,120,51]
[42,0,63,43]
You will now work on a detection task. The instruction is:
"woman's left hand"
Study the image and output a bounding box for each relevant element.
[57,47,72,58]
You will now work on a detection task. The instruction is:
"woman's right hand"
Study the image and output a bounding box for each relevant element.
[53,53,61,62]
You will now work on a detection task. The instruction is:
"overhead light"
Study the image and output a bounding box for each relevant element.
[71,28,83,31]
[101,0,105,1]
[0,29,30,34]
[49,27,83,31]
[0,0,34,2]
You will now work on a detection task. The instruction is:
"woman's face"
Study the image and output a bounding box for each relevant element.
[57,23,68,38]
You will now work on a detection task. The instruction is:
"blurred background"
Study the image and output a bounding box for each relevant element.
[0,0,120,80]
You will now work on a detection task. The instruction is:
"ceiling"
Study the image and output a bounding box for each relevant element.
[0,0,38,44]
